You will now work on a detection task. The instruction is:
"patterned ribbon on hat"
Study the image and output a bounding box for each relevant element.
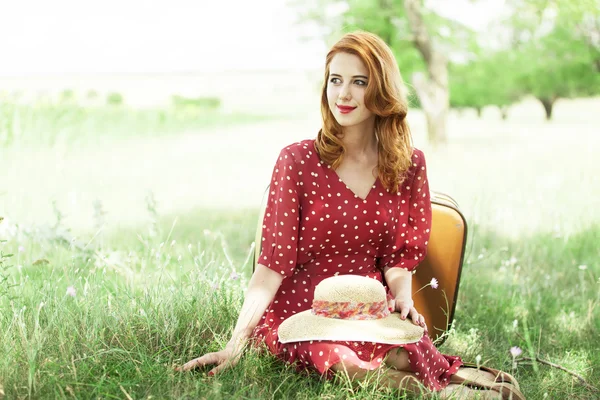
[311,299,390,320]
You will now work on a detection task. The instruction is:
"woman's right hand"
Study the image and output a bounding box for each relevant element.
[175,264,282,375]
[175,342,245,375]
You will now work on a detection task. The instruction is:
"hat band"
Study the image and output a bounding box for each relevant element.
[311,299,390,320]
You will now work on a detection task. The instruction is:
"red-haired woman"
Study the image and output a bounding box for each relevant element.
[178,31,524,399]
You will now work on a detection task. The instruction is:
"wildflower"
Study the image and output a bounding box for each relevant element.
[230,271,240,280]
[414,277,439,295]
[66,286,76,297]
[512,319,518,329]
[171,240,176,247]
[429,277,439,289]
[510,346,522,358]
[578,265,587,270]
[18,246,25,253]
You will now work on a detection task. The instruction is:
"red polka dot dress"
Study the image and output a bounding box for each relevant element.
[252,139,462,391]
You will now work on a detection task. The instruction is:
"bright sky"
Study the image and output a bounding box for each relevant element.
[0,0,505,76]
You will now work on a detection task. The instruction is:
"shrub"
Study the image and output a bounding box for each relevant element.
[106,92,124,106]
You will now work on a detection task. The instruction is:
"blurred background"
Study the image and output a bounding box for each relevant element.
[1,0,599,238]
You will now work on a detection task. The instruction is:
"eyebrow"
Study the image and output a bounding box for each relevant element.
[330,73,369,80]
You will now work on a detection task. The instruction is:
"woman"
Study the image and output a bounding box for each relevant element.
[178,31,524,399]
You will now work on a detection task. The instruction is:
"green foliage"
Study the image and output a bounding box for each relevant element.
[0,243,14,300]
[0,207,598,398]
[516,27,600,100]
[450,51,523,111]
[106,92,124,106]
[290,0,482,98]
[59,89,76,104]
[0,218,17,302]
[0,100,274,148]
[1,111,600,395]
[171,95,221,110]
[337,0,426,81]
[171,95,221,114]
[291,0,600,117]
[504,0,600,113]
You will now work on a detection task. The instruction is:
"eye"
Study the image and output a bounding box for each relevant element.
[329,77,341,84]
[355,80,367,86]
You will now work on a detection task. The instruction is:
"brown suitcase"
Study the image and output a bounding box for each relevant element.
[252,188,467,345]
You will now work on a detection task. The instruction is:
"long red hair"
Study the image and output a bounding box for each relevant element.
[315,31,414,191]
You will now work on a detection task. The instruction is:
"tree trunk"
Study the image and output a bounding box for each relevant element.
[425,108,447,145]
[539,97,556,120]
[476,107,482,118]
[404,0,449,145]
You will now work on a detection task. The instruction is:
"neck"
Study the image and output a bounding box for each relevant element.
[339,117,378,160]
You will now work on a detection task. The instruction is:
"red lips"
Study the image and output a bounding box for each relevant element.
[337,105,356,113]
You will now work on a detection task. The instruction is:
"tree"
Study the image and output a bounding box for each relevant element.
[288,0,478,145]
[402,0,449,144]
[504,0,600,119]
[449,50,523,119]
[517,27,599,119]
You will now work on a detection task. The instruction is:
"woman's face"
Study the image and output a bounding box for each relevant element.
[326,52,375,129]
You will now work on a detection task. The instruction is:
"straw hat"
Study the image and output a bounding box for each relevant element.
[278,275,425,344]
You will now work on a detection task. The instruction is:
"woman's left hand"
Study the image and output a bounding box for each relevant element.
[392,297,427,329]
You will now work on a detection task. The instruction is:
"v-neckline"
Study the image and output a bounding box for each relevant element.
[330,168,379,201]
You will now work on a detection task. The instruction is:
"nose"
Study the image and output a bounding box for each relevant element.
[338,84,351,101]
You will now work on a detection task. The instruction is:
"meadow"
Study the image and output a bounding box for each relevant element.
[0,74,598,399]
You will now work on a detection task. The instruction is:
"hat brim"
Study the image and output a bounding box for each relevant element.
[278,310,425,345]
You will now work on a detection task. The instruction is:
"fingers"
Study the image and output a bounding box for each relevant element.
[178,352,220,372]
[396,300,413,320]
[176,350,242,375]
[409,307,423,326]
[208,356,238,376]
[399,304,410,320]
[396,303,426,328]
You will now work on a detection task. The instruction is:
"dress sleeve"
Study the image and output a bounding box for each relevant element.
[257,147,301,278]
[378,149,432,272]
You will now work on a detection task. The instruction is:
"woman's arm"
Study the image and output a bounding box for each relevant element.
[379,149,432,328]
[228,263,284,347]
[383,266,424,325]
[177,263,283,374]
[178,146,301,374]
[383,265,412,300]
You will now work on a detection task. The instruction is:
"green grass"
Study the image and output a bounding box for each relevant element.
[1,95,599,398]
[0,101,276,148]
[0,208,598,399]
